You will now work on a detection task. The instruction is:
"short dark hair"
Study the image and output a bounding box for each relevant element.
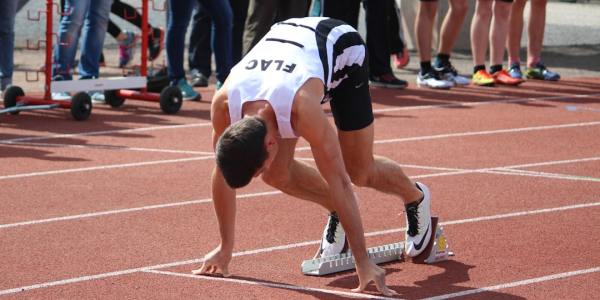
[216,117,268,188]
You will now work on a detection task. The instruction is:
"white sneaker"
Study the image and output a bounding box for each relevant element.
[436,64,470,86]
[52,92,71,101]
[404,182,432,257]
[317,212,348,258]
[89,91,105,104]
[417,72,453,90]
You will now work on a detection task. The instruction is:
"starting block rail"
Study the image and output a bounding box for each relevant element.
[301,217,454,276]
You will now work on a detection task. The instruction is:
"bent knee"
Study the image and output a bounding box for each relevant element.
[261,170,288,188]
[348,171,370,187]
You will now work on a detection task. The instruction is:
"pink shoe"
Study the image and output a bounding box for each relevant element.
[393,47,410,69]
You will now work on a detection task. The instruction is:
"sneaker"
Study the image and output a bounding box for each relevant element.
[118,31,136,68]
[493,69,524,86]
[190,69,209,87]
[51,92,71,101]
[89,91,105,104]
[405,182,432,257]
[525,63,560,81]
[435,64,470,86]
[174,78,201,101]
[317,212,349,258]
[471,70,495,86]
[216,80,224,90]
[148,27,164,61]
[417,71,453,89]
[369,73,408,89]
[392,47,410,69]
[508,63,523,80]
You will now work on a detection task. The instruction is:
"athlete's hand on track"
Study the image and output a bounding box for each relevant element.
[191,245,232,277]
[353,260,397,296]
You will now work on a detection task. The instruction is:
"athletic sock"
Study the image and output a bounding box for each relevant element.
[473,65,486,74]
[420,61,434,76]
[434,53,451,68]
[490,64,503,74]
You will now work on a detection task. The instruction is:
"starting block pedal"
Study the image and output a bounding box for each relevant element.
[300,217,453,276]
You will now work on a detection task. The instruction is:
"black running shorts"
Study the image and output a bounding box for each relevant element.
[327,59,374,132]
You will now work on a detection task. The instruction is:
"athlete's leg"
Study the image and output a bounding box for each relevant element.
[470,0,492,68]
[527,0,547,67]
[507,0,526,66]
[261,138,334,211]
[489,0,512,67]
[337,124,422,204]
[438,0,468,55]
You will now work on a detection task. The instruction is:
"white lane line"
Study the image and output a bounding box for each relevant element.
[144,270,393,300]
[424,267,600,300]
[0,191,282,229]
[3,121,600,180]
[0,122,211,144]
[3,141,213,155]
[1,201,598,296]
[371,92,600,114]
[0,156,214,180]
[2,92,598,145]
[2,156,598,229]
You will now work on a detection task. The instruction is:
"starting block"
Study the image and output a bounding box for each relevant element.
[301,217,453,276]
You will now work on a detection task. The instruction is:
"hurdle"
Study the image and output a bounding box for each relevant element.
[301,217,454,276]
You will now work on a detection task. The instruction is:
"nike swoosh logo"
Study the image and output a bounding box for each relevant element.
[412,223,431,251]
[354,82,364,89]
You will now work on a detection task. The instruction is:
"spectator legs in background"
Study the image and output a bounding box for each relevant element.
[0,0,18,92]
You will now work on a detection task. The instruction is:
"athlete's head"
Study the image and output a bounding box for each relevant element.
[216,116,273,188]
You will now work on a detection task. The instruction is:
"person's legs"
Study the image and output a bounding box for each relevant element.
[200,0,233,86]
[229,0,249,64]
[188,2,213,87]
[489,0,511,69]
[243,0,278,55]
[166,0,200,100]
[438,0,468,55]
[364,0,407,89]
[53,0,90,80]
[321,0,361,29]
[470,0,495,86]
[111,0,163,61]
[507,0,525,66]
[0,0,18,91]
[526,0,546,67]
[415,0,453,89]
[277,0,309,21]
[78,0,112,79]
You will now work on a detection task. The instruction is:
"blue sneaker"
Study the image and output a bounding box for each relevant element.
[175,78,201,101]
[508,63,523,80]
[525,63,560,81]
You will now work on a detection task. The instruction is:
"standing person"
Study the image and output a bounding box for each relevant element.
[166,0,233,101]
[192,17,433,296]
[507,0,560,81]
[415,0,470,89]
[51,0,113,101]
[242,0,309,55]
[0,0,18,97]
[188,0,249,88]
[470,0,523,87]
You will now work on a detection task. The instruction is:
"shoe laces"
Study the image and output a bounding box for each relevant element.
[325,212,340,243]
[405,203,420,237]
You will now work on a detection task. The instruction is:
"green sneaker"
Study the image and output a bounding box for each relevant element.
[525,63,560,81]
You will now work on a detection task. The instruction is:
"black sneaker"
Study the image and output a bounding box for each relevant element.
[190,69,209,87]
[369,73,408,89]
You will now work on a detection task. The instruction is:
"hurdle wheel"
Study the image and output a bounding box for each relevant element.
[159,86,183,114]
[71,92,92,121]
[105,90,125,108]
[3,86,24,115]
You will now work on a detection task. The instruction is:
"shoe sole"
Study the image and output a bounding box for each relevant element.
[417,81,452,90]
[370,82,408,89]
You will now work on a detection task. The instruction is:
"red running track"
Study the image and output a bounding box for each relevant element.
[1,78,599,299]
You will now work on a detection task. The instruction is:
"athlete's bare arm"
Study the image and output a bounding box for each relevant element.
[292,79,396,296]
[192,84,235,277]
